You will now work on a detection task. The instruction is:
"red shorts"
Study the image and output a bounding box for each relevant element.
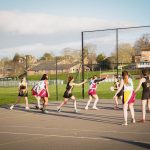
[32,90,37,96]
[128,91,136,104]
[122,91,136,104]
[88,89,96,95]
[38,89,48,98]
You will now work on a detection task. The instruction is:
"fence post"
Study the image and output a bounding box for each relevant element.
[81,32,84,99]
[56,57,58,101]
[116,28,119,77]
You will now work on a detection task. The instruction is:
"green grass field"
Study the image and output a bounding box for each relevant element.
[0,80,142,105]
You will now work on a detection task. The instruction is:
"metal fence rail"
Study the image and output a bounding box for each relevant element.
[0,80,64,87]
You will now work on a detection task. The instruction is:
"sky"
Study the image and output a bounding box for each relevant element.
[0,0,150,59]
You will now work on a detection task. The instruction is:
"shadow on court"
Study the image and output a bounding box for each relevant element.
[102,136,150,149]
[0,99,150,150]
[0,104,122,125]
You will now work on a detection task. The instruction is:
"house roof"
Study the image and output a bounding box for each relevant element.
[29,61,80,71]
[141,47,150,51]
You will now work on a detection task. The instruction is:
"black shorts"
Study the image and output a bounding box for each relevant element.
[18,91,28,97]
[116,89,123,98]
[63,91,72,99]
[141,91,150,100]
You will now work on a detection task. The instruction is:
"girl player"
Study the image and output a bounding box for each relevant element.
[57,76,87,113]
[32,74,49,113]
[85,75,107,110]
[114,71,136,125]
[135,68,150,122]
[10,77,30,110]
[113,76,123,110]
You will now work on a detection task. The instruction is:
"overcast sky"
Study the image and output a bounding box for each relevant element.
[0,0,150,59]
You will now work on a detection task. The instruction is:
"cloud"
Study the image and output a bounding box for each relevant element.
[0,10,135,35]
[0,10,137,59]
[0,41,82,59]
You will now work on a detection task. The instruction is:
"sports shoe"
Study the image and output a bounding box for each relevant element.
[57,108,61,112]
[75,109,80,113]
[138,119,145,123]
[122,122,128,126]
[43,110,49,114]
[114,106,119,110]
[25,107,30,110]
[92,106,98,110]
[10,105,14,110]
[35,105,42,110]
[131,119,136,123]
[85,107,88,110]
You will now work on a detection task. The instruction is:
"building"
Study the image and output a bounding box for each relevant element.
[135,47,150,68]
[28,61,90,75]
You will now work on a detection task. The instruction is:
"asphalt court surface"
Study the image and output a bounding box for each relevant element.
[0,99,150,150]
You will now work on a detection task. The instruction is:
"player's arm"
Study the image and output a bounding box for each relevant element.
[94,76,108,83]
[71,80,87,87]
[114,79,124,98]
[135,78,144,93]
[45,80,49,97]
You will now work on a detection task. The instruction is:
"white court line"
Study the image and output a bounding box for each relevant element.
[1,125,150,135]
[0,131,110,141]
[0,131,150,146]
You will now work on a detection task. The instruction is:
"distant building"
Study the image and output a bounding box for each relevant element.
[28,61,90,75]
[135,47,150,68]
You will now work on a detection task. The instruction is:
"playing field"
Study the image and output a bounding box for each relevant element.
[0,80,142,105]
[0,99,149,150]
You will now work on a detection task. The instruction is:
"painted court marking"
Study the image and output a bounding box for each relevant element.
[1,125,150,135]
[0,131,150,146]
[0,131,110,141]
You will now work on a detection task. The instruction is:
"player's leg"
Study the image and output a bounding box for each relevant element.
[57,98,68,112]
[85,95,92,110]
[24,96,30,110]
[10,96,21,110]
[129,103,135,123]
[92,94,99,110]
[122,103,128,125]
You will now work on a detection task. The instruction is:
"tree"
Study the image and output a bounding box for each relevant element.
[84,43,97,71]
[13,53,21,62]
[134,34,150,55]
[40,53,54,61]
[96,53,106,63]
[111,43,134,64]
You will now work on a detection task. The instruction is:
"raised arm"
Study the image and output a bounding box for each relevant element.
[71,80,87,87]
[94,78,106,83]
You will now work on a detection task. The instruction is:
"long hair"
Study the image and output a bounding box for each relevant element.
[142,68,148,76]
[92,75,97,80]
[68,76,74,82]
[122,71,129,84]
[41,74,48,80]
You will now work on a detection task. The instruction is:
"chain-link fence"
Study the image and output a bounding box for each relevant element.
[0,26,150,101]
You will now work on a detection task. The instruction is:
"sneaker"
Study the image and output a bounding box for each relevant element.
[75,109,80,113]
[43,110,49,114]
[85,107,88,110]
[25,107,30,110]
[35,106,41,110]
[138,119,145,123]
[131,119,136,123]
[10,105,14,110]
[122,122,128,126]
[57,108,61,112]
[92,106,98,110]
[114,106,119,110]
